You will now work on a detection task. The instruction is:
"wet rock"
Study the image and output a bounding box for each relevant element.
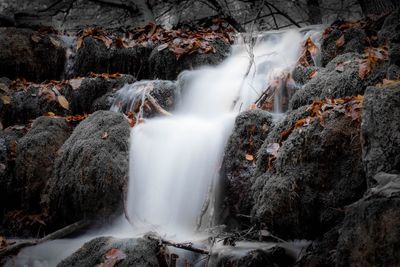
[15,117,71,211]
[70,74,135,114]
[386,64,400,79]
[221,109,273,225]
[58,236,161,267]
[336,173,400,266]
[2,84,74,127]
[44,111,130,228]
[111,80,177,118]
[321,28,367,66]
[379,8,400,44]
[0,125,28,215]
[0,28,65,82]
[289,53,387,110]
[292,65,320,86]
[90,92,116,112]
[362,84,400,186]
[252,109,366,239]
[73,37,152,79]
[209,244,295,267]
[148,39,230,80]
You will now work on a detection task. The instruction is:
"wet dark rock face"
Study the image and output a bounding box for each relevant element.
[0,28,65,82]
[58,236,161,267]
[44,111,130,229]
[221,110,273,226]
[361,84,400,186]
[251,110,366,240]
[16,117,71,212]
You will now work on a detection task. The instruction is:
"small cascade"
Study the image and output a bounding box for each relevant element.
[116,27,322,238]
[59,34,77,80]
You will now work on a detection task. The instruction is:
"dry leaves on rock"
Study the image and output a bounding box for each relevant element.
[298,37,319,67]
[358,46,388,79]
[99,248,127,267]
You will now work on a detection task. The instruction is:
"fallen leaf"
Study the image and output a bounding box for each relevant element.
[31,34,41,43]
[1,95,11,104]
[376,79,400,87]
[335,35,345,47]
[245,154,254,161]
[57,95,69,110]
[309,70,318,78]
[101,132,109,139]
[100,248,127,267]
[0,236,8,249]
[76,37,84,49]
[49,36,61,48]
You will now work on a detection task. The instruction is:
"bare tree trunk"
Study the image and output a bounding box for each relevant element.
[357,0,399,15]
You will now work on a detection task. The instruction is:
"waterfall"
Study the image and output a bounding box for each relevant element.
[121,27,322,238]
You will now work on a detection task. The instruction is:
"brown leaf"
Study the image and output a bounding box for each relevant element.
[100,248,127,267]
[49,36,61,48]
[377,79,400,87]
[1,95,11,105]
[76,37,84,49]
[57,95,69,110]
[335,35,345,47]
[101,132,109,139]
[309,70,318,78]
[31,34,41,43]
[245,154,254,161]
[0,236,8,249]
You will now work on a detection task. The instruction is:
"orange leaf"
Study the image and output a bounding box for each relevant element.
[335,35,345,47]
[101,132,109,139]
[245,154,254,161]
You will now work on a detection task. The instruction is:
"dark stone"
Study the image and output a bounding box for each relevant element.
[252,109,366,239]
[292,65,320,86]
[2,84,74,127]
[148,39,230,80]
[70,74,135,114]
[289,53,387,110]
[209,244,296,267]
[44,111,130,229]
[379,8,400,44]
[221,109,273,225]
[15,117,71,211]
[361,84,400,185]
[386,64,400,79]
[336,174,400,266]
[0,28,65,82]
[90,92,116,112]
[73,37,152,79]
[58,236,161,267]
[0,125,28,215]
[321,28,367,66]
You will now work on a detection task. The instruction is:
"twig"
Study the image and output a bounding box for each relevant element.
[148,236,210,255]
[0,220,90,259]
[146,94,172,116]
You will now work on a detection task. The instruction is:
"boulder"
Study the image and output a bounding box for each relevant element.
[111,80,177,118]
[148,39,230,80]
[15,117,71,211]
[252,108,366,239]
[0,28,65,82]
[378,8,400,44]
[221,109,273,225]
[69,74,135,114]
[289,53,387,110]
[336,172,400,266]
[73,37,152,79]
[361,84,400,185]
[58,236,161,267]
[44,111,130,228]
[0,125,28,214]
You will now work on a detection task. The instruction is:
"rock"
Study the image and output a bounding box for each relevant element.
[209,244,295,267]
[379,8,400,44]
[252,108,366,239]
[58,236,161,267]
[289,53,387,110]
[44,111,130,228]
[0,28,65,82]
[148,39,230,80]
[321,28,367,66]
[69,74,135,114]
[2,84,74,127]
[221,109,273,225]
[386,64,400,79]
[336,173,400,266]
[361,84,400,185]
[292,65,320,86]
[90,92,116,112]
[111,80,177,118]
[73,37,152,79]
[15,117,71,211]
[0,125,28,215]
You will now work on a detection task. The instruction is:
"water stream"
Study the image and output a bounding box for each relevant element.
[7,27,321,266]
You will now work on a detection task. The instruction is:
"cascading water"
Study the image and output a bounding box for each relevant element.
[7,27,322,266]
[114,27,322,238]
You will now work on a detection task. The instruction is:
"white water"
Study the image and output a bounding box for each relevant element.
[8,27,321,266]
